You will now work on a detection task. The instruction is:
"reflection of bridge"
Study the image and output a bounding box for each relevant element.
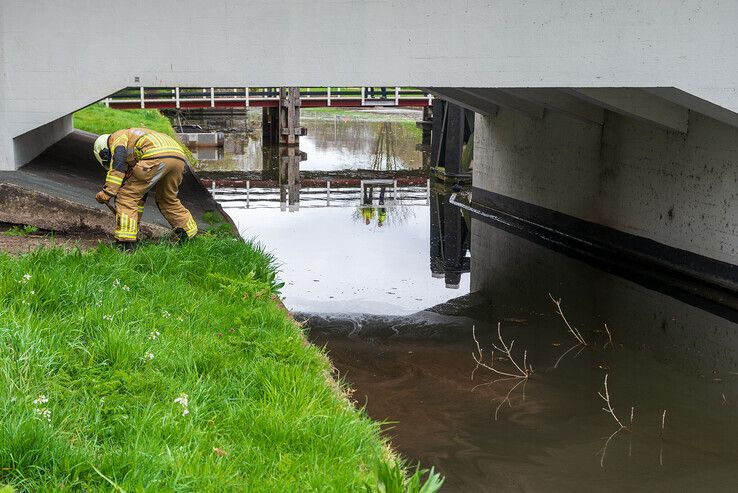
[103,87,432,110]
[209,178,430,210]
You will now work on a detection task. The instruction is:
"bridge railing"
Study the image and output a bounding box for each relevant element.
[102,87,432,109]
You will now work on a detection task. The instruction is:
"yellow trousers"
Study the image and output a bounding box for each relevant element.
[114,157,197,242]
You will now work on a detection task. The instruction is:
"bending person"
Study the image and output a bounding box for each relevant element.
[93,128,198,249]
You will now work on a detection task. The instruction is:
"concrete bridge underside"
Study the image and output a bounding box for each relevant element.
[2,1,738,287]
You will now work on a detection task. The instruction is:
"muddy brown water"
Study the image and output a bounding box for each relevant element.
[202,111,738,491]
[302,219,738,492]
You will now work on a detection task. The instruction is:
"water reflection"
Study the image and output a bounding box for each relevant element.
[196,108,738,492]
[305,219,738,492]
[194,113,423,173]
[222,188,470,315]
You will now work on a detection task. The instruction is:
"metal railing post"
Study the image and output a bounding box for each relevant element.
[395,86,400,106]
[175,87,180,109]
[246,180,250,208]
[210,87,215,107]
[140,86,145,108]
[327,86,331,107]
[245,87,250,107]
[361,87,366,106]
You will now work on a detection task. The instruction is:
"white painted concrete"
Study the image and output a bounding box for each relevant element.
[473,107,738,266]
[2,0,738,168]
[12,115,73,168]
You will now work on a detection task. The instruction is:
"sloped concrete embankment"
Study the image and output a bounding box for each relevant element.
[0,130,233,239]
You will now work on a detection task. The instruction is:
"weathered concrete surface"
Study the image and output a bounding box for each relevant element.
[472,105,738,284]
[0,130,228,238]
[2,1,738,168]
[0,182,168,240]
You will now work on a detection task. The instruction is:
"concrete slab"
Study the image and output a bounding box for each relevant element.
[0,130,230,237]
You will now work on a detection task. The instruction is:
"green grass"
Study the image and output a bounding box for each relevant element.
[2,226,39,237]
[0,235,408,492]
[301,107,420,121]
[73,105,196,164]
[301,108,423,139]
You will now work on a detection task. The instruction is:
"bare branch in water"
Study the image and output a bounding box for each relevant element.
[553,342,586,369]
[472,323,532,380]
[604,323,614,349]
[597,427,624,468]
[494,378,528,421]
[660,409,667,436]
[598,373,626,429]
[548,293,587,346]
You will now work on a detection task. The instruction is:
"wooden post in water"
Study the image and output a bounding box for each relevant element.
[278,87,306,146]
[277,87,307,208]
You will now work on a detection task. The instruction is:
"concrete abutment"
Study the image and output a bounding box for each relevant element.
[471,105,738,290]
[2,115,74,171]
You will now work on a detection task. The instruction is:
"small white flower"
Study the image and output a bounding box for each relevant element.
[162,310,171,319]
[30,290,35,295]
[18,273,31,284]
[112,279,120,287]
[122,285,130,292]
[174,393,190,416]
[176,316,184,322]
[147,330,161,341]
[144,351,154,361]
[32,394,49,405]
[34,407,52,422]
[102,314,113,321]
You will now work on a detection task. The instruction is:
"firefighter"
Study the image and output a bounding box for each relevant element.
[92,128,198,249]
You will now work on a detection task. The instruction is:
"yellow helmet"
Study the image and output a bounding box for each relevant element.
[93,134,111,168]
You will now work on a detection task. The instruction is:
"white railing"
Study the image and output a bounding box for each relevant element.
[103,87,432,109]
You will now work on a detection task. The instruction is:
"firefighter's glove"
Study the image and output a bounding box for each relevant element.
[96,190,112,204]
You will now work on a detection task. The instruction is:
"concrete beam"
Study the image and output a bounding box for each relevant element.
[459,88,544,120]
[427,88,499,117]
[565,88,689,133]
[644,87,738,130]
[500,88,605,125]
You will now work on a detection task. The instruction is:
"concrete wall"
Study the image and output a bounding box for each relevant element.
[1,0,738,168]
[12,115,73,168]
[470,218,738,373]
[473,106,738,268]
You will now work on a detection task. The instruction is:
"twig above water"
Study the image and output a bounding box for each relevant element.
[598,373,626,429]
[548,293,587,346]
[472,323,532,380]
[604,323,614,349]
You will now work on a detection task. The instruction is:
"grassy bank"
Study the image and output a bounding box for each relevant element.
[0,235,429,491]
[301,108,423,139]
[73,105,196,164]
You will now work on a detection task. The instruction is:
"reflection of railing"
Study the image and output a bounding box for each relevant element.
[208,181,431,210]
[103,87,432,110]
